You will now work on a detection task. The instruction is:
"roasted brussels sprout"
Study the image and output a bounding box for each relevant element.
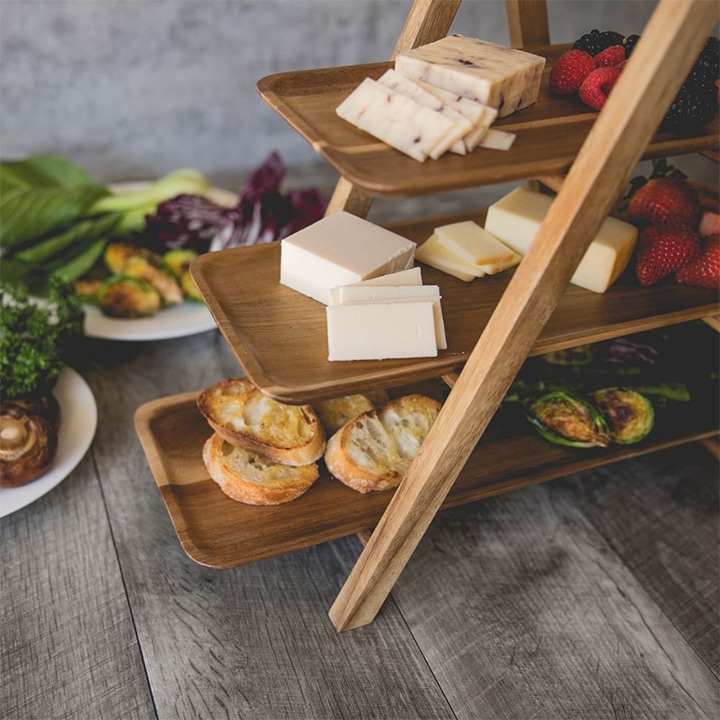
[97,275,162,317]
[0,405,58,487]
[180,270,203,301]
[123,256,183,306]
[103,243,151,274]
[526,391,611,448]
[542,345,596,366]
[589,388,655,445]
[163,248,198,280]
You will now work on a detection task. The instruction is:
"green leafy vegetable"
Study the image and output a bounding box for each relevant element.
[0,279,85,397]
[0,154,98,194]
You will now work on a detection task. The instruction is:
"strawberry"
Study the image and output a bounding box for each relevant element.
[594,44,626,67]
[549,50,596,96]
[626,176,701,227]
[675,234,720,289]
[634,223,701,286]
[578,66,622,110]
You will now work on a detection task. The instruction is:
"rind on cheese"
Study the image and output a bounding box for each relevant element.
[395,35,545,117]
[485,187,638,293]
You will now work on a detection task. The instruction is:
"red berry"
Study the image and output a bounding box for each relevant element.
[675,234,720,289]
[635,223,702,286]
[578,66,622,110]
[549,50,596,96]
[626,177,702,227]
[595,45,626,67]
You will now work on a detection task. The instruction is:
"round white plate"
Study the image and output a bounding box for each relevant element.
[84,302,217,341]
[0,367,98,519]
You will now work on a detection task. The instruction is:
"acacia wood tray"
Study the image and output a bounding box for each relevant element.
[256,45,719,198]
[191,210,719,404]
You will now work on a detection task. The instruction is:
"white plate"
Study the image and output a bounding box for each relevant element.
[0,367,98,519]
[84,302,217,341]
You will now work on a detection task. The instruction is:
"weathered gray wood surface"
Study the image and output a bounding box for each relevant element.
[2,325,717,720]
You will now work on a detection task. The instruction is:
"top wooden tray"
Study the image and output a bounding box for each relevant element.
[256,45,719,198]
[190,209,719,405]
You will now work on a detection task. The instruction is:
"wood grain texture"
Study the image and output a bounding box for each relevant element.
[329,0,720,631]
[505,0,550,47]
[388,448,719,719]
[0,450,154,720]
[391,0,461,58]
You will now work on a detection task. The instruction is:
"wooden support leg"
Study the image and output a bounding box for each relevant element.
[505,0,549,47]
[329,0,720,631]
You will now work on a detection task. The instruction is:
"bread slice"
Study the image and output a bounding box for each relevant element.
[197,378,325,466]
[203,433,319,505]
[313,389,390,434]
[324,394,441,494]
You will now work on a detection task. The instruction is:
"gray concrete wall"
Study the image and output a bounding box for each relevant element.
[1,0,662,187]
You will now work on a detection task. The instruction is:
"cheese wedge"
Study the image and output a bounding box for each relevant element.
[395,35,546,117]
[484,187,638,293]
[336,77,460,161]
[327,302,438,361]
[415,233,484,282]
[435,221,520,274]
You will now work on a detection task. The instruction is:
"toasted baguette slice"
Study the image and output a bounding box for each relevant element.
[325,394,441,494]
[197,378,325,466]
[203,433,319,505]
[313,389,390,434]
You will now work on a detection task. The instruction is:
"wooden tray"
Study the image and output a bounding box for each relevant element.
[135,368,719,570]
[256,45,719,198]
[191,209,719,404]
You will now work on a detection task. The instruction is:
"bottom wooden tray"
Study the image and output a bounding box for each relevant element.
[135,335,719,569]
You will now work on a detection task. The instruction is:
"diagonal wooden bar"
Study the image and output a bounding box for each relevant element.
[329,0,720,631]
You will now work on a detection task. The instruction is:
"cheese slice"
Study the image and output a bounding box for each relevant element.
[327,302,438,361]
[484,187,639,293]
[327,284,446,350]
[478,128,516,151]
[280,211,416,303]
[349,267,423,287]
[336,77,459,161]
[435,221,518,271]
[395,35,546,117]
[415,233,484,282]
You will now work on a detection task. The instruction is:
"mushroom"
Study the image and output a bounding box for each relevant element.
[0,406,58,488]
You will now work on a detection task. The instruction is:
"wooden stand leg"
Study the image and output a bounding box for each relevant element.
[505,0,549,47]
[329,0,719,632]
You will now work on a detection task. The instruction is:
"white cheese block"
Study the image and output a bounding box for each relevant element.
[280,211,416,304]
[349,267,423,287]
[327,302,438,361]
[435,220,518,271]
[376,69,471,155]
[484,187,639,293]
[336,77,459,161]
[395,35,546,117]
[415,233,484,282]
[327,284,446,350]
[478,128,516,151]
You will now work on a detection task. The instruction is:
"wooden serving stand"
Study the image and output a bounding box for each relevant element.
[313,0,719,630]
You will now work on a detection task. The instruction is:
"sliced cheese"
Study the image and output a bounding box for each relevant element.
[478,128,516,151]
[395,35,546,117]
[376,69,471,155]
[280,211,416,304]
[327,302,438,361]
[336,77,459,161]
[349,267,423,287]
[435,220,518,272]
[484,187,639,293]
[415,233,484,282]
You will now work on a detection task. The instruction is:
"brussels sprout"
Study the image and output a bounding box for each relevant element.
[163,248,198,280]
[589,388,655,445]
[526,391,611,448]
[97,275,162,318]
[103,243,151,274]
[542,344,596,366]
[123,256,183,306]
[180,270,203,302]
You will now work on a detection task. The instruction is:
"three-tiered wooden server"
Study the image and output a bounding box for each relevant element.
[136,0,720,630]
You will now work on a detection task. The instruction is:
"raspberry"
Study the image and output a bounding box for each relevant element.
[549,50,596,96]
[578,66,622,111]
[594,45,626,67]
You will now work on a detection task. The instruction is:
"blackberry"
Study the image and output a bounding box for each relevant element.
[573,29,625,56]
[623,34,641,57]
[662,77,717,131]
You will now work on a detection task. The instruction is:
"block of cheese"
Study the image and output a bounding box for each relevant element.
[280,211,416,303]
[376,69,471,155]
[327,302,438,361]
[435,221,519,274]
[327,283,447,350]
[415,233,484,282]
[349,267,423,287]
[484,187,639,293]
[415,80,498,150]
[395,35,546,117]
[336,77,459,161]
